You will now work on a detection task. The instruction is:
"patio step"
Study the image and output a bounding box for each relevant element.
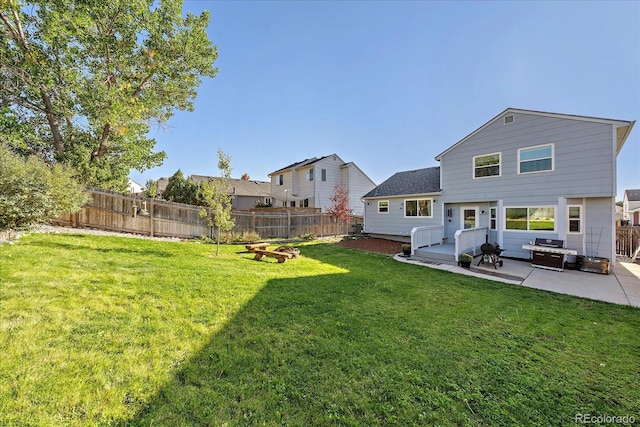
[412,243,457,266]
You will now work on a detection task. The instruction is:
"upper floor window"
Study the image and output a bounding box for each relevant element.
[277,174,284,185]
[405,198,433,218]
[321,169,327,181]
[378,200,389,214]
[473,152,501,178]
[306,168,314,181]
[518,143,554,174]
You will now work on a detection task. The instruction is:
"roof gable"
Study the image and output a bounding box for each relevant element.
[363,167,440,199]
[625,189,640,202]
[435,108,635,160]
[269,154,344,176]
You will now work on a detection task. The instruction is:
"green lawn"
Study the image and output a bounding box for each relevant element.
[1,233,638,426]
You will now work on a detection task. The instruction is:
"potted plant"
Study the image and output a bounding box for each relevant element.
[459,253,473,268]
[401,244,411,256]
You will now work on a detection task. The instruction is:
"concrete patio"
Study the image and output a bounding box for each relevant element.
[395,254,640,308]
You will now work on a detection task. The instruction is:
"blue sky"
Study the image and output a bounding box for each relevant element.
[130,0,640,201]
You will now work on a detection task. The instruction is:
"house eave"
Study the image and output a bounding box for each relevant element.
[363,192,442,200]
[435,107,636,161]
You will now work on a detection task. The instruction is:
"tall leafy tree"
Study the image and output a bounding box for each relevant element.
[162,169,198,204]
[0,0,218,190]
[199,149,234,255]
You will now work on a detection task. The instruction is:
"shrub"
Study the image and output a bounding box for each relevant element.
[459,253,474,262]
[0,145,90,230]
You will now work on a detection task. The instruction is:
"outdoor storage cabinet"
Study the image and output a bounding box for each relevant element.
[532,251,564,270]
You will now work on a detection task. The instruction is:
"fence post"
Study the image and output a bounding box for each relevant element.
[287,210,291,239]
[251,212,256,234]
[149,198,154,237]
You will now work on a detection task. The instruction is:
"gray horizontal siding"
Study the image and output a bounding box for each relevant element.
[440,113,616,202]
[363,197,442,237]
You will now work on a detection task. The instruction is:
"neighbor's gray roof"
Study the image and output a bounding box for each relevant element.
[190,175,271,197]
[363,167,441,198]
[625,189,640,201]
[269,154,346,176]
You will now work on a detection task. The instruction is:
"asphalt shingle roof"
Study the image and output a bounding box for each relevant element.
[625,189,640,201]
[363,167,441,198]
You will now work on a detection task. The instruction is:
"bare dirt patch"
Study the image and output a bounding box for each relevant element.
[334,237,405,255]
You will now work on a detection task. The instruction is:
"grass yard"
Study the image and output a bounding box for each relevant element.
[1,233,639,426]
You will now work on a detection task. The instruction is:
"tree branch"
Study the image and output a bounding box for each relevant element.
[92,122,111,159]
[39,88,64,154]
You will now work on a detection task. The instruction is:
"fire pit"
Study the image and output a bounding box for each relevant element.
[274,246,300,259]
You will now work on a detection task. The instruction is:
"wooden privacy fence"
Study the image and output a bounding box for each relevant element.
[52,190,362,239]
[616,226,640,258]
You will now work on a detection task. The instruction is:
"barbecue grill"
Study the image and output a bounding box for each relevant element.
[477,242,503,269]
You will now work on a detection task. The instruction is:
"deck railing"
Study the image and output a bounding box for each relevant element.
[410,225,445,256]
[454,227,487,261]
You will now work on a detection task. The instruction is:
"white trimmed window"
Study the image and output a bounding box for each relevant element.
[505,207,555,231]
[568,205,582,234]
[378,201,389,214]
[518,143,554,174]
[473,152,501,178]
[404,198,433,218]
[277,174,284,185]
[490,207,497,230]
[306,168,314,181]
[321,169,327,181]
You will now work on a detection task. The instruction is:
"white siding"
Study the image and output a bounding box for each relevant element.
[342,164,377,216]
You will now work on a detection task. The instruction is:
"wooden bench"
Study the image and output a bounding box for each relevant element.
[254,249,294,263]
[245,242,270,252]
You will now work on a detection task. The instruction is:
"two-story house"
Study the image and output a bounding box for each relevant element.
[623,189,640,225]
[269,154,376,216]
[363,108,635,269]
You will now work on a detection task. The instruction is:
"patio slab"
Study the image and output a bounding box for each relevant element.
[395,254,640,308]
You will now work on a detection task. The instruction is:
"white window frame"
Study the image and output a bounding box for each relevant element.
[404,198,433,218]
[277,174,284,185]
[473,152,501,179]
[504,206,556,232]
[489,207,497,231]
[306,168,314,181]
[518,143,554,174]
[567,205,582,234]
[321,169,327,181]
[378,200,389,214]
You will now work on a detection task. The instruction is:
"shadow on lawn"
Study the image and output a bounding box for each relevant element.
[121,245,456,425]
[119,244,631,426]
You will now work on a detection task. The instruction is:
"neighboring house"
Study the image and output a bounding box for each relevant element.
[190,175,272,210]
[128,179,144,194]
[363,108,635,268]
[155,175,271,210]
[623,189,640,225]
[268,154,376,216]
